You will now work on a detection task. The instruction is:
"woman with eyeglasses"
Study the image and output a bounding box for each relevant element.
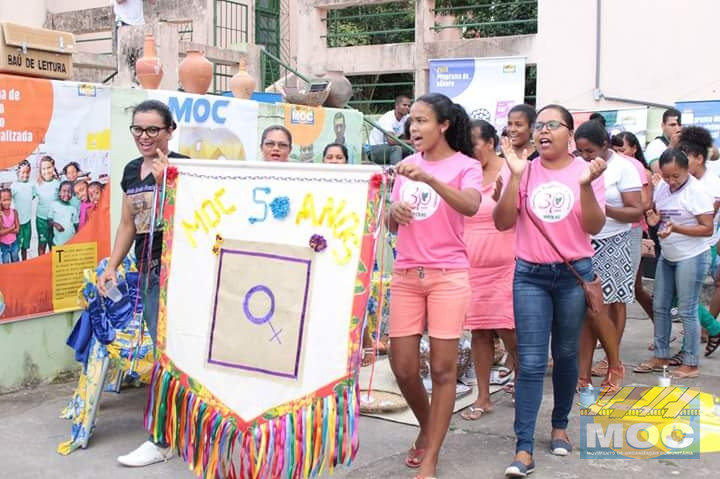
[98,99,188,468]
[634,148,714,379]
[574,120,643,394]
[260,125,293,162]
[494,105,606,478]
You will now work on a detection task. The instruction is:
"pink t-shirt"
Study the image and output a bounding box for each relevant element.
[79,201,93,228]
[1,209,17,245]
[516,157,606,263]
[391,151,484,269]
[628,155,649,229]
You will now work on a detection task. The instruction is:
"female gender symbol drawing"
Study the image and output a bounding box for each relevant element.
[243,285,282,344]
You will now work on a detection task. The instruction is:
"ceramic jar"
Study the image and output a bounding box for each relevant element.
[178,50,213,94]
[229,58,256,100]
[135,33,163,89]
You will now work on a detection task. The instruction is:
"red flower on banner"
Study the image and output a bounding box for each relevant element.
[165,166,179,183]
[370,173,383,189]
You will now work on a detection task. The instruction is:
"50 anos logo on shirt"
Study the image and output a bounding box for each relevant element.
[400,181,440,220]
[530,181,575,223]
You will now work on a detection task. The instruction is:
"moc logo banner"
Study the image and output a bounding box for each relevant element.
[580,386,701,459]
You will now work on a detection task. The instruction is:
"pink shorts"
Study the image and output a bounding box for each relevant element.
[389,267,471,339]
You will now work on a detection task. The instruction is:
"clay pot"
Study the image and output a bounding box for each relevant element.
[179,50,213,94]
[322,70,353,108]
[229,58,256,99]
[135,34,163,89]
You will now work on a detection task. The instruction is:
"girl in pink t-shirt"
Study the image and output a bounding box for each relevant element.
[388,93,483,478]
[460,120,518,422]
[494,105,606,478]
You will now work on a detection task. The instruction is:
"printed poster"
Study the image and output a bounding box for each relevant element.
[257,103,364,164]
[676,100,720,148]
[0,74,111,321]
[429,56,526,129]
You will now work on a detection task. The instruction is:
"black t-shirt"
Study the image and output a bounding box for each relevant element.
[120,152,189,269]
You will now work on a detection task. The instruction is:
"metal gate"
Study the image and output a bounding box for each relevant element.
[213,0,249,92]
[255,0,281,88]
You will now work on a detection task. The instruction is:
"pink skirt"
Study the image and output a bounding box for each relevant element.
[465,260,515,330]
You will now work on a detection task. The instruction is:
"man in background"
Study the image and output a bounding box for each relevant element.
[646,108,682,173]
[368,95,411,165]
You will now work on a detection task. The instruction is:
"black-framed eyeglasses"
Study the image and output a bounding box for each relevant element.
[262,141,291,150]
[129,125,167,138]
[533,120,570,131]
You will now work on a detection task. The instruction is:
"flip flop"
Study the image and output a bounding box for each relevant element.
[405,445,426,469]
[490,366,514,385]
[461,406,492,421]
[671,368,699,379]
[633,360,667,373]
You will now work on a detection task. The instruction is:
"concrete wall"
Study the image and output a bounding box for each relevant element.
[535,0,720,109]
[0,313,79,393]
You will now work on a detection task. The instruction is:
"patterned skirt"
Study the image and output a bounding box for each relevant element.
[592,229,634,304]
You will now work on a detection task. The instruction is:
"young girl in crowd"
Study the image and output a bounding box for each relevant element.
[0,188,20,263]
[611,132,654,321]
[494,104,606,477]
[461,120,517,421]
[388,93,483,479]
[11,159,35,260]
[36,155,60,255]
[575,120,643,393]
[322,143,349,164]
[63,161,82,182]
[49,181,78,247]
[636,148,714,379]
[74,180,93,229]
[677,127,720,359]
[88,181,103,206]
[506,104,538,161]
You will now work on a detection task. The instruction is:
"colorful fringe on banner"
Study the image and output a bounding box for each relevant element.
[144,363,360,479]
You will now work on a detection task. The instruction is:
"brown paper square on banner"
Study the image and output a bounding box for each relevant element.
[208,239,313,379]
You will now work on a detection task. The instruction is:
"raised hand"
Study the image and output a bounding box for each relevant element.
[390,201,414,226]
[151,148,170,183]
[645,209,661,227]
[491,175,504,202]
[579,157,607,186]
[395,162,433,183]
[500,137,528,177]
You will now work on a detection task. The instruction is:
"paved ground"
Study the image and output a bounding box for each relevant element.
[2,299,720,479]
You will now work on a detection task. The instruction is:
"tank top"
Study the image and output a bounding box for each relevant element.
[1,210,16,245]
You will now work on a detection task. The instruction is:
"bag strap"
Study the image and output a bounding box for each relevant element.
[523,162,586,284]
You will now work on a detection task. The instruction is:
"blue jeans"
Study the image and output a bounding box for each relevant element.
[142,263,161,347]
[653,250,710,367]
[142,262,168,448]
[513,258,593,455]
[0,241,19,263]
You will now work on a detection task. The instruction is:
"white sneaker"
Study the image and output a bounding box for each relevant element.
[117,440,173,467]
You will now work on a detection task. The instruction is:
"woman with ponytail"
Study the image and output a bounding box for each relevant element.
[388,93,483,479]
